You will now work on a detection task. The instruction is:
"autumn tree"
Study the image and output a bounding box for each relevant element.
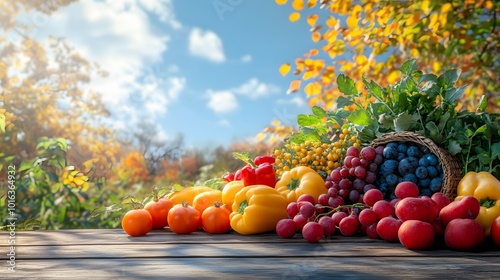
[270,0,498,141]
[0,0,123,180]
[0,0,131,229]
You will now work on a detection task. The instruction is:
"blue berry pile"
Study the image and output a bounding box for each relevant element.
[375,142,444,200]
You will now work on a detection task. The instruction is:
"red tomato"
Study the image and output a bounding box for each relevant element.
[121,209,153,237]
[201,203,231,234]
[167,203,201,234]
[491,216,500,247]
[144,198,174,229]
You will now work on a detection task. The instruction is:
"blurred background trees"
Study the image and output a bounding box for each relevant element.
[263,0,499,142]
[0,0,271,229]
[2,0,497,229]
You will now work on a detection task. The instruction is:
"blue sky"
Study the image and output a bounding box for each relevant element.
[30,0,322,148]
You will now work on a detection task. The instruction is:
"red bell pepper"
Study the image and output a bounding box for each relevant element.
[234,169,243,181]
[233,153,277,188]
[241,162,276,187]
[254,155,275,166]
[222,173,235,182]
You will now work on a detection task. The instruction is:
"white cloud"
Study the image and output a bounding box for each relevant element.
[218,119,231,127]
[233,78,280,99]
[204,78,280,114]
[137,0,181,29]
[29,0,184,133]
[206,90,238,114]
[277,96,308,108]
[240,54,252,63]
[188,28,226,63]
[143,76,186,114]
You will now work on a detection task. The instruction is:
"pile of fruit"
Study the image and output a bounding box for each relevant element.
[114,60,500,252]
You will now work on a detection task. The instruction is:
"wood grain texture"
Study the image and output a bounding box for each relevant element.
[1,229,500,279]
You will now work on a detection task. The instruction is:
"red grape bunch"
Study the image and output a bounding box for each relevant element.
[323,146,381,205]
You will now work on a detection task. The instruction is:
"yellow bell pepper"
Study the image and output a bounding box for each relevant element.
[221,180,245,207]
[275,166,326,204]
[456,171,500,236]
[230,185,288,235]
[167,186,216,206]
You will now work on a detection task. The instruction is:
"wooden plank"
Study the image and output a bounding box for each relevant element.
[3,241,500,260]
[7,257,500,279]
[1,229,300,246]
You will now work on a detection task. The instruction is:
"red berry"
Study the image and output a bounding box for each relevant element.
[276,219,297,239]
[297,194,316,205]
[286,202,299,218]
[372,200,395,220]
[318,216,336,236]
[302,222,324,243]
[363,189,384,207]
[359,208,378,226]
[293,214,308,231]
[331,211,348,226]
[339,215,360,237]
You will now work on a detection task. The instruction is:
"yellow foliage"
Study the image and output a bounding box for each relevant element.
[307,0,317,9]
[289,12,301,22]
[441,3,452,13]
[279,64,291,76]
[406,11,421,27]
[287,80,302,94]
[311,31,321,42]
[326,16,337,28]
[292,0,304,10]
[307,14,318,27]
[346,15,359,29]
[275,0,287,4]
[304,82,322,96]
[421,0,431,15]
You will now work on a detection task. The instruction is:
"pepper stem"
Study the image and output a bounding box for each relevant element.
[238,200,248,215]
[287,178,301,190]
[480,198,496,208]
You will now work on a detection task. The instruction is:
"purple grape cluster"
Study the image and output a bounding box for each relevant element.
[322,146,381,205]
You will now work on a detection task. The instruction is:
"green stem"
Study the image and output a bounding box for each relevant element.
[315,203,369,222]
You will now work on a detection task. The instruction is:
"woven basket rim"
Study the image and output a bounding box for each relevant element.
[369,131,462,199]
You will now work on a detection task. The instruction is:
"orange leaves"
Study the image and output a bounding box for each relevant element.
[405,11,421,27]
[421,0,431,15]
[311,31,321,42]
[304,82,322,96]
[355,55,368,67]
[326,16,337,28]
[289,12,301,22]
[346,15,359,29]
[307,14,318,27]
[274,0,498,118]
[384,22,399,36]
[275,0,287,5]
[307,0,317,8]
[485,1,494,9]
[280,64,291,76]
[441,3,452,13]
[287,80,302,94]
[376,6,392,26]
[292,0,304,10]
[387,70,400,84]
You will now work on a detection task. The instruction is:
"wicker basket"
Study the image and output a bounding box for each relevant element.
[369,131,462,200]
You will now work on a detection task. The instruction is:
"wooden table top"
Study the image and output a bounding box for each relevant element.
[2,228,500,279]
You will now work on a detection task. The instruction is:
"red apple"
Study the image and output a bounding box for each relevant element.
[398,220,435,250]
[439,196,480,226]
[431,192,451,211]
[491,216,500,248]
[376,216,403,242]
[395,181,419,199]
[445,218,485,251]
[395,197,438,222]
